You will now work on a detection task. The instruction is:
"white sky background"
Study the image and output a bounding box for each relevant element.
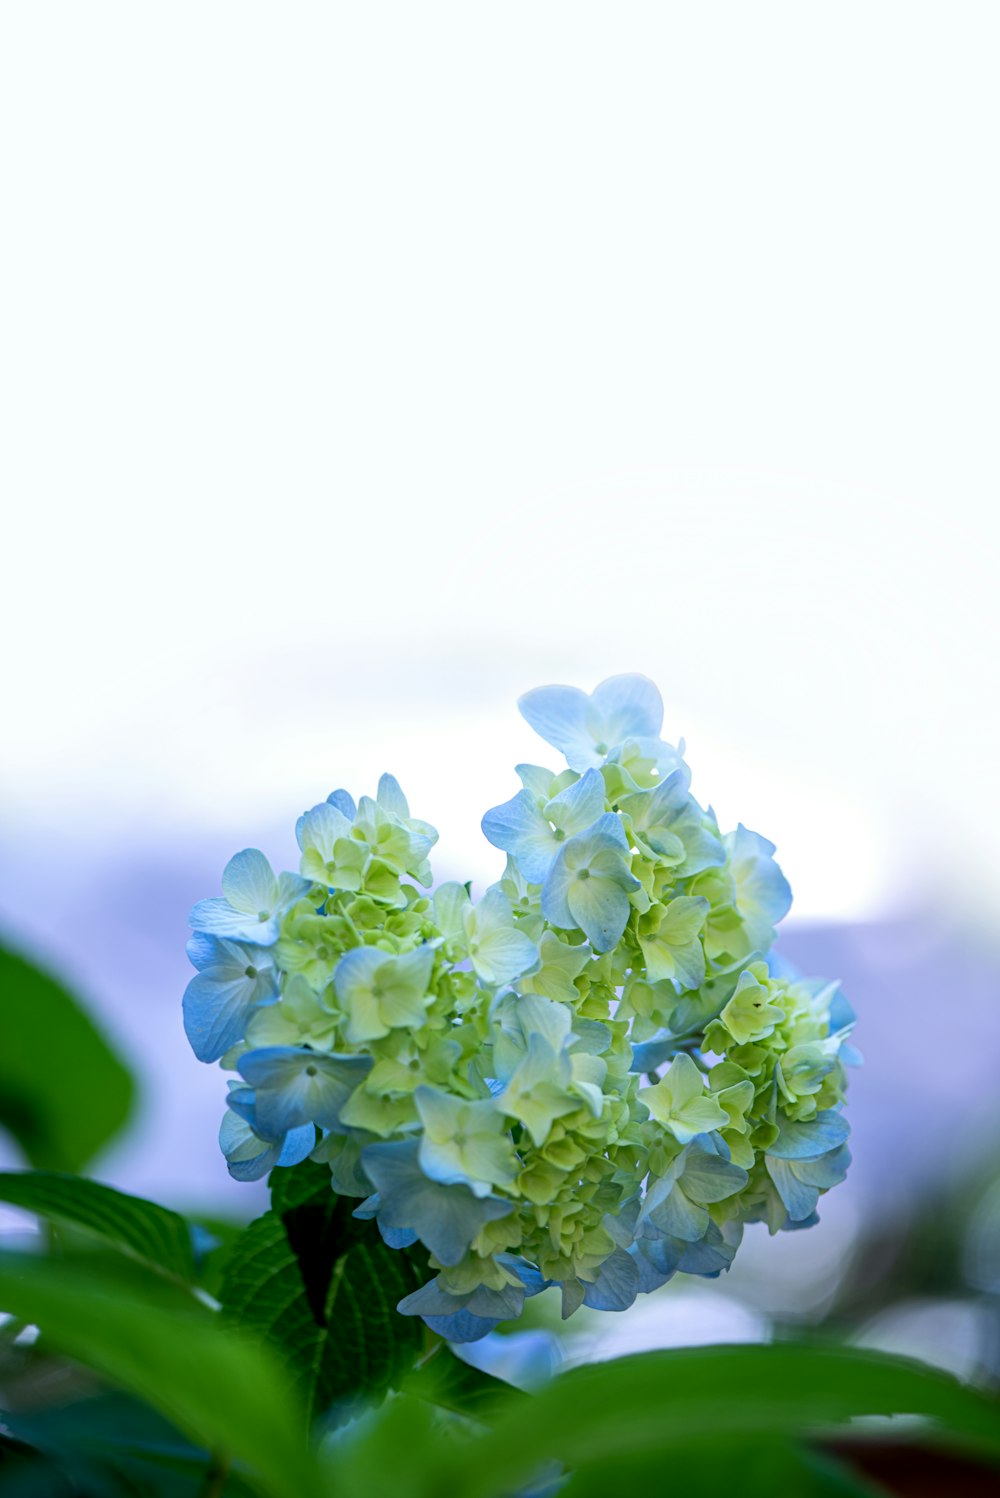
[2,3,998,924]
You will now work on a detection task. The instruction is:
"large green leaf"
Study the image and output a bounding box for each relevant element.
[0,1171,194,1284]
[0,942,135,1172]
[559,1434,887,1498]
[218,1161,426,1423]
[0,1252,324,1498]
[332,1342,1000,1498]
[400,1344,526,1418]
[4,1391,260,1497]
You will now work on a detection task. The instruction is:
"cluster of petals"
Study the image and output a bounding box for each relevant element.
[184,675,857,1341]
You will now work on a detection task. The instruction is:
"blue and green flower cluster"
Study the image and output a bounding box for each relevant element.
[184,676,857,1341]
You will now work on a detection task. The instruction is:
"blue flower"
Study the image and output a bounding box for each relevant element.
[396,1257,546,1341]
[218,1104,315,1182]
[182,934,279,1063]
[236,1046,373,1135]
[541,813,641,951]
[766,1108,851,1160]
[519,674,664,771]
[631,1219,741,1286]
[189,850,308,945]
[638,1136,748,1242]
[579,1246,640,1311]
[355,1137,514,1265]
[481,768,607,884]
[183,676,855,1344]
[766,1143,851,1222]
[726,824,793,952]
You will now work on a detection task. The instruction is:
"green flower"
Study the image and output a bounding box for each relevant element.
[244,975,339,1050]
[641,1053,728,1144]
[497,1033,579,1147]
[719,964,785,1044]
[636,896,709,989]
[414,1087,519,1198]
[334,943,435,1044]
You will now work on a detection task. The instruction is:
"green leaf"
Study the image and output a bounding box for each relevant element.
[0,1252,324,1498]
[218,1161,426,1424]
[559,1434,887,1498]
[0,1171,195,1284]
[5,1392,261,1497]
[0,942,135,1172]
[334,1342,1000,1498]
[400,1344,526,1418]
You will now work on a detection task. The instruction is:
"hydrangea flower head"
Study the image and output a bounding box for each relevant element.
[184,674,856,1341]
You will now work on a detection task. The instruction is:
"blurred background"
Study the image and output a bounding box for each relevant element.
[1,1,998,1391]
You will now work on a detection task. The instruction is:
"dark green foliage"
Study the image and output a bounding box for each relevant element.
[330,1342,1000,1498]
[218,1161,427,1423]
[0,1253,323,1498]
[0,943,134,1172]
[1,1393,259,1497]
[0,1172,194,1284]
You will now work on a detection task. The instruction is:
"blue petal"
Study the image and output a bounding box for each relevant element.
[182,967,278,1063]
[189,897,281,945]
[518,684,596,770]
[588,811,630,849]
[827,987,857,1031]
[647,1184,708,1242]
[186,931,224,971]
[566,879,632,953]
[628,1035,676,1074]
[238,1047,372,1135]
[358,1138,514,1266]
[590,674,663,745]
[581,1248,639,1311]
[781,1211,820,1232]
[729,824,793,940]
[680,1148,748,1204]
[766,1157,819,1221]
[218,1109,311,1182]
[397,1279,468,1317]
[326,788,357,819]
[221,849,279,917]
[464,1280,525,1320]
[376,773,409,819]
[481,791,558,884]
[378,1222,419,1249]
[768,1109,850,1160]
[277,1124,318,1167]
[539,847,575,930]
[629,1240,675,1292]
[546,768,607,835]
[421,1310,503,1343]
[675,1224,740,1276]
[796,1143,852,1190]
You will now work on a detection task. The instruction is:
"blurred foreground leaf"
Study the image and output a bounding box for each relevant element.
[0,1253,324,1498]
[0,1172,194,1284]
[558,1433,887,1498]
[219,1161,426,1423]
[3,1392,260,1496]
[0,943,134,1171]
[400,1344,526,1418]
[333,1342,1000,1498]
